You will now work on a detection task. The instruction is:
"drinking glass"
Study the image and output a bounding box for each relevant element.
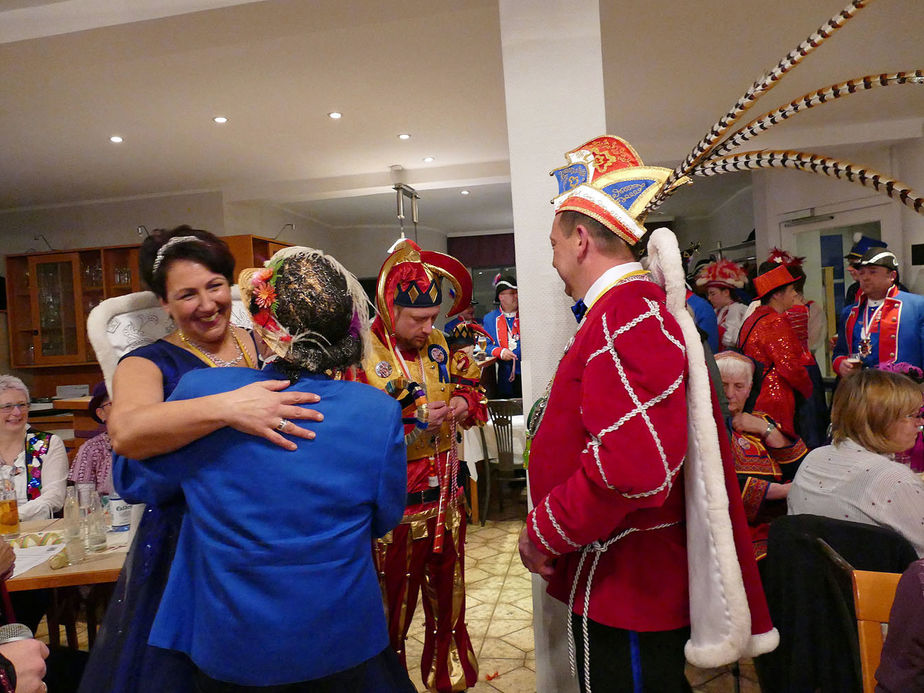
[0,469,19,537]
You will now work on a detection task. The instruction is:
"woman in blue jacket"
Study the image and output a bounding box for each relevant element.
[123,247,413,692]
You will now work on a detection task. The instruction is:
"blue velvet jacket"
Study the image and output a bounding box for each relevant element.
[833,286,924,371]
[122,365,406,686]
[482,307,521,393]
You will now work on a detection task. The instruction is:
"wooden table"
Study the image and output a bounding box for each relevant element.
[6,519,128,593]
[6,519,128,648]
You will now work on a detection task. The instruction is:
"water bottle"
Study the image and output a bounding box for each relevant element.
[85,491,108,552]
[109,493,131,532]
[63,487,80,541]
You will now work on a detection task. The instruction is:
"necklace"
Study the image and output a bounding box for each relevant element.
[179,329,251,368]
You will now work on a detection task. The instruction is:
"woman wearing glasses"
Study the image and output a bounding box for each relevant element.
[789,368,924,556]
[0,375,66,521]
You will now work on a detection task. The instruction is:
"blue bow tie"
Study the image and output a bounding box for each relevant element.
[571,300,587,323]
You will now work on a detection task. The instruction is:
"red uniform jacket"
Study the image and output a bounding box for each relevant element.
[527,277,689,632]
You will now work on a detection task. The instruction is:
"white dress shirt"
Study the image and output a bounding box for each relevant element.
[789,438,924,557]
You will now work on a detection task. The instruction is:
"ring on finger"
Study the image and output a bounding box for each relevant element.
[276,418,290,432]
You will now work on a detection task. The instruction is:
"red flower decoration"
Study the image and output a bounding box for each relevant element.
[254,309,279,331]
[253,281,276,309]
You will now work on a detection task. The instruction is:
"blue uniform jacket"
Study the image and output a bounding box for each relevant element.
[687,292,720,354]
[833,286,924,371]
[119,365,406,686]
[482,308,521,393]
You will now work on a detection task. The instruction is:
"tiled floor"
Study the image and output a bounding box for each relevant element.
[405,494,761,692]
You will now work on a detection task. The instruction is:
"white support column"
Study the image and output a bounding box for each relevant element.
[498,2,608,690]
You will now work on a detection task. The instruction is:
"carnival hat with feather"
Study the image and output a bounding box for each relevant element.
[695,259,748,290]
[546,0,923,680]
[550,136,690,246]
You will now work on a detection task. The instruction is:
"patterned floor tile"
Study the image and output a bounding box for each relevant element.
[486,619,531,639]
[499,625,535,653]
[479,637,528,660]
[467,543,504,559]
[491,602,533,621]
[481,666,537,693]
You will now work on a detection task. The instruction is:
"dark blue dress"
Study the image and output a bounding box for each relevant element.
[78,340,208,693]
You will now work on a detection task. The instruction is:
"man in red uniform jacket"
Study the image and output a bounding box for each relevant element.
[520,136,691,692]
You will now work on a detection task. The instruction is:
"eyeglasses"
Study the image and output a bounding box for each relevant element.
[0,402,29,414]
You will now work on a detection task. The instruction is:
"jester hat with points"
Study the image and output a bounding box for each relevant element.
[375,239,472,337]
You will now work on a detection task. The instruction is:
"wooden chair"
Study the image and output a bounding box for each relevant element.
[852,568,902,693]
[818,537,905,693]
[483,398,523,522]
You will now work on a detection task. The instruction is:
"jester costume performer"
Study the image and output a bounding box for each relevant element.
[356,240,487,692]
[525,135,777,692]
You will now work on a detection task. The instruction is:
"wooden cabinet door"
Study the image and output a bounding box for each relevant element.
[27,253,87,365]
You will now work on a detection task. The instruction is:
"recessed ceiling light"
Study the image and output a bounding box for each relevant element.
[213,116,228,124]
[423,156,435,163]
[398,133,411,140]
[460,190,471,196]
[328,112,342,119]
[109,135,123,143]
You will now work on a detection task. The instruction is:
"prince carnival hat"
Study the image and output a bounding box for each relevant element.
[551,135,688,246]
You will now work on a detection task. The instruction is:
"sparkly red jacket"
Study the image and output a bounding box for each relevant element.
[526,277,690,632]
[737,306,813,438]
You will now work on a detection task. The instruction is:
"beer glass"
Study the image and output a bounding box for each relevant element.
[0,469,19,537]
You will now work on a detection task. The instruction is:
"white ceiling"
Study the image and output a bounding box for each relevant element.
[0,0,921,235]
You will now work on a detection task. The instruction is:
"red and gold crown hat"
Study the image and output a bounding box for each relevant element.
[695,258,748,290]
[375,239,472,336]
[550,135,690,245]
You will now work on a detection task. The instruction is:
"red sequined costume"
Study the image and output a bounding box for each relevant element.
[737,306,813,438]
[729,418,807,560]
[355,241,487,693]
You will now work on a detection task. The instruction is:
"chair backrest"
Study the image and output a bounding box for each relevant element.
[852,569,902,693]
[759,514,917,693]
[487,398,522,470]
[86,287,252,393]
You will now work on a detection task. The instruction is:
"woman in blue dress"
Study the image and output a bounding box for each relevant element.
[78,227,322,693]
[125,247,414,691]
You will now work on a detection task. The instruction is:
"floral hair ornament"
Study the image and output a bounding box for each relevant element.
[695,259,748,290]
[239,246,372,366]
[765,248,805,269]
[151,235,205,275]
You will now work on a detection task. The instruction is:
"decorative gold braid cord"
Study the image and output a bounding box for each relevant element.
[694,152,924,214]
[647,0,872,211]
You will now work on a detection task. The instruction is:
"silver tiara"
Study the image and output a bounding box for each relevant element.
[151,235,205,275]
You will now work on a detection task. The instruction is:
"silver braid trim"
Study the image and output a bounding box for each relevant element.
[566,521,682,691]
